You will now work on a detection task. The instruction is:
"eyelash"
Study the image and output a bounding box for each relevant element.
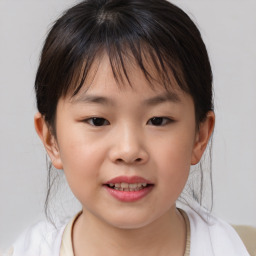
[147,117,173,126]
[84,117,173,127]
[85,117,110,126]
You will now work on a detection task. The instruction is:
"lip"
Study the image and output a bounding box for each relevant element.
[104,176,154,202]
[105,175,153,184]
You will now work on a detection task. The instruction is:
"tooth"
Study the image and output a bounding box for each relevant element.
[138,183,142,187]
[115,183,121,188]
[124,188,129,191]
[121,182,129,189]
[129,183,136,189]
[142,183,147,187]
[109,183,114,187]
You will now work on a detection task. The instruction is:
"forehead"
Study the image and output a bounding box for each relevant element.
[68,53,186,103]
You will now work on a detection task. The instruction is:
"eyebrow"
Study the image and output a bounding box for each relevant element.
[72,94,114,105]
[143,92,181,106]
[72,91,181,106]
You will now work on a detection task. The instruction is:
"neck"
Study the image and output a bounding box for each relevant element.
[72,206,187,256]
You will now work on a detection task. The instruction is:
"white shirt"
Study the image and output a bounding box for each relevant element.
[7,203,250,256]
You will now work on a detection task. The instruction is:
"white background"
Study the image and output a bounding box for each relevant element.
[0,0,255,251]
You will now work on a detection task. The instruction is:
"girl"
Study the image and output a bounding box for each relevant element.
[7,0,250,255]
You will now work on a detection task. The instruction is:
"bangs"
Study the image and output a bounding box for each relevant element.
[37,0,192,100]
[68,41,188,98]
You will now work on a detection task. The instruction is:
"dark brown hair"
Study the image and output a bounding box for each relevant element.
[35,0,214,217]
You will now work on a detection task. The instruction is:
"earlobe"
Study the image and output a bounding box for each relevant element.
[34,112,63,170]
[191,111,215,165]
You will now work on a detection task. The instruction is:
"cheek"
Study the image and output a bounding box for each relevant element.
[155,151,191,207]
[57,132,106,200]
[152,127,195,167]
[157,146,191,188]
[57,123,105,171]
[151,130,195,192]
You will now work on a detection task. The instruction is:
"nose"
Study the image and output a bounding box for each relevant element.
[108,124,149,165]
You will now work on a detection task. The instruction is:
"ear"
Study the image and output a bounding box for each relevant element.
[34,112,63,170]
[191,111,215,165]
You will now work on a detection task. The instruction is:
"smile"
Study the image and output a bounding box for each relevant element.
[107,182,148,191]
[104,176,154,202]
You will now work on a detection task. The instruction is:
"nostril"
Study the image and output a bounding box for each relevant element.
[115,157,143,164]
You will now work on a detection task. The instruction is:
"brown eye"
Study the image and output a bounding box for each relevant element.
[147,117,172,126]
[86,117,110,126]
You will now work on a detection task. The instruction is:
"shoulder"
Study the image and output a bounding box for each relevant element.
[179,202,250,256]
[9,219,68,256]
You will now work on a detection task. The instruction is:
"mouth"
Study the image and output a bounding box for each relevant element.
[103,176,154,202]
[106,182,152,191]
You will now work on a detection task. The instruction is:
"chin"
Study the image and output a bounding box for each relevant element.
[101,211,159,230]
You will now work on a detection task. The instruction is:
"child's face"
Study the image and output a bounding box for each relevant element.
[44,55,206,229]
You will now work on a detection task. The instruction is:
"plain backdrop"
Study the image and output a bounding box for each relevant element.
[0,0,256,251]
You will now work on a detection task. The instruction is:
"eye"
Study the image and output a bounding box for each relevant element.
[147,117,173,126]
[85,117,110,126]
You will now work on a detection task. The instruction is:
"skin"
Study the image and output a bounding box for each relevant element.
[35,55,215,256]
